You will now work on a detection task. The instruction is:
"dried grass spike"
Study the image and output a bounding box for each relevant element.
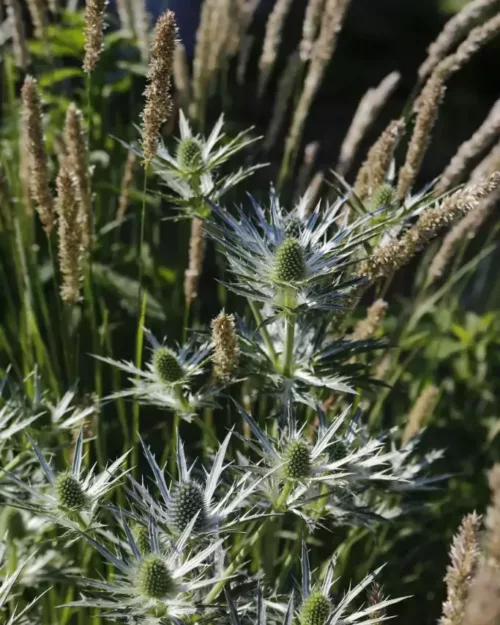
[25,0,48,40]
[337,71,400,177]
[440,512,482,625]
[419,0,500,79]
[184,217,205,306]
[211,310,239,381]
[258,0,294,97]
[141,10,177,162]
[351,299,388,341]
[83,0,107,73]
[64,104,92,253]
[436,99,500,194]
[117,151,136,223]
[402,385,439,444]
[5,0,30,68]
[21,76,54,234]
[56,166,82,304]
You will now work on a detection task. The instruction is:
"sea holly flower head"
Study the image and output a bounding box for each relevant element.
[206,191,392,314]
[95,329,216,418]
[3,430,128,530]
[69,514,224,624]
[127,432,266,537]
[131,111,264,216]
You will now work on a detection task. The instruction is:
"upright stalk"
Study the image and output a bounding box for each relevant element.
[282,313,295,377]
[249,299,278,364]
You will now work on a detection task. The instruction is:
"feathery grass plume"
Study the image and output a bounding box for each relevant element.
[184,217,204,306]
[368,582,387,625]
[21,76,54,234]
[435,100,500,194]
[55,166,81,304]
[304,171,324,214]
[337,71,400,177]
[116,151,136,224]
[375,352,391,381]
[226,0,260,57]
[115,0,133,34]
[354,118,405,200]
[402,385,439,445]
[263,50,302,152]
[428,187,500,285]
[351,299,388,341]
[396,65,450,202]
[359,172,500,282]
[440,512,482,625]
[131,0,150,62]
[25,0,48,40]
[237,34,255,85]
[296,141,320,196]
[471,139,500,181]
[141,10,177,162]
[19,122,34,217]
[64,104,92,253]
[207,0,232,77]
[211,310,239,382]
[83,0,107,73]
[464,466,500,625]
[418,0,500,79]
[191,0,215,120]
[282,0,351,178]
[5,0,30,69]
[299,0,326,62]
[173,42,191,110]
[258,0,294,97]
[398,13,500,200]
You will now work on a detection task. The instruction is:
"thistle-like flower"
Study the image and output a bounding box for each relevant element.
[95,329,215,417]
[4,430,128,529]
[206,191,390,313]
[70,515,224,622]
[127,432,266,536]
[135,111,263,215]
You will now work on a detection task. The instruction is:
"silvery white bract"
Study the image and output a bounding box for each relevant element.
[127,433,269,537]
[0,547,46,625]
[133,111,264,215]
[268,544,406,625]
[4,430,128,530]
[237,314,386,406]
[70,515,225,624]
[95,329,218,418]
[206,191,389,313]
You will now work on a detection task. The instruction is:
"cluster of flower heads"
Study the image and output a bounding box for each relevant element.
[205,191,395,314]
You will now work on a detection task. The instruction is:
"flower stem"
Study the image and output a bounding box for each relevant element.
[204,523,265,603]
[276,480,293,510]
[282,313,295,377]
[249,299,277,364]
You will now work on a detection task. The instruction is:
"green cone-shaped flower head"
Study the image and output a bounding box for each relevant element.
[56,472,86,510]
[284,439,311,479]
[171,481,206,532]
[177,138,203,171]
[154,347,184,384]
[274,238,306,283]
[299,592,332,625]
[371,184,396,210]
[135,526,151,555]
[136,554,175,599]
